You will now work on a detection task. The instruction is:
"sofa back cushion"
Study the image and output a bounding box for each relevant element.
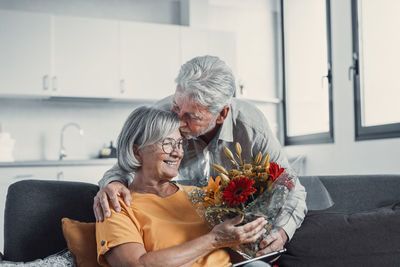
[277,203,400,267]
[4,179,98,262]
[313,175,400,212]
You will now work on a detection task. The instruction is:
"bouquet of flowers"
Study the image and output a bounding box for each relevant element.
[187,143,295,259]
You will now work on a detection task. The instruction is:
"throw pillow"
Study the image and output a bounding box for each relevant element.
[61,218,100,267]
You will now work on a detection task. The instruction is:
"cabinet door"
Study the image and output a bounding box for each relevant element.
[180,28,236,74]
[0,10,51,96]
[120,22,180,100]
[53,16,119,98]
[207,31,237,76]
[59,165,114,185]
[180,27,208,65]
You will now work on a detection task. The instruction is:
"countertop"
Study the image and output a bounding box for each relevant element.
[0,158,117,167]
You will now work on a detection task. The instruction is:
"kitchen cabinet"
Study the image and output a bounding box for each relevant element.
[57,165,114,185]
[119,22,180,100]
[180,28,237,75]
[180,28,209,65]
[0,10,237,101]
[0,10,52,96]
[52,16,119,98]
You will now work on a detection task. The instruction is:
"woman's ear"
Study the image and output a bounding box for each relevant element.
[216,106,230,124]
[132,144,142,163]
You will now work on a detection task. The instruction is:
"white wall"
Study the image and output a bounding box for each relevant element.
[284,0,400,175]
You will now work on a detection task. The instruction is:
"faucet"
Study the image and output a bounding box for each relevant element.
[59,122,84,160]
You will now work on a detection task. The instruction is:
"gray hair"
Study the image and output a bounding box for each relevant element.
[117,106,180,173]
[175,55,236,115]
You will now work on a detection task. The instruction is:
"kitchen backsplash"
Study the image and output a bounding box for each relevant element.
[0,98,144,161]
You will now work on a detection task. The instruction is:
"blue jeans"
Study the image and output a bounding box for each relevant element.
[242,260,271,267]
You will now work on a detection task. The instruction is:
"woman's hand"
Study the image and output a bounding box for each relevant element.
[209,216,267,249]
[93,181,131,222]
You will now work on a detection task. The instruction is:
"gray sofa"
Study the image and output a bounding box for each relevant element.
[1,175,400,266]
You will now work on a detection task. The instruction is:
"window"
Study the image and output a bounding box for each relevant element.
[351,0,400,140]
[281,0,334,145]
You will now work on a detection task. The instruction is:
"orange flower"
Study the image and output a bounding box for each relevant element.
[201,176,222,207]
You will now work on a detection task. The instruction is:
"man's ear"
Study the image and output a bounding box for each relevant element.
[132,144,142,163]
[216,106,230,124]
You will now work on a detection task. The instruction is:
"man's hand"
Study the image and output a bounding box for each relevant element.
[93,181,131,222]
[255,228,288,260]
[210,216,267,249]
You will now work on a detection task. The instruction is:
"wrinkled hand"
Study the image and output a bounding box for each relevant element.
[255,228,288,260]
[93,181,131,222]
[210,216,267,249]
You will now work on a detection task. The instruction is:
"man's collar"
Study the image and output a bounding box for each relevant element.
[216,105,233,143]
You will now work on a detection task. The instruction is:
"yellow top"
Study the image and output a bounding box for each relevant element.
[96,184,231,267]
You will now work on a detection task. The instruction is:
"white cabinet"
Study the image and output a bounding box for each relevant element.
[58,165,114,185]
[0,10,237,101]
[180,27,237,75]
[0,10,52,96]
[180,28,209,65]
[119,22,180,100]
[52,16,119,98]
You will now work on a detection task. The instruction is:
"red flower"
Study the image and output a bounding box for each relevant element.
[269,162,285,181]
[222,177,257,207]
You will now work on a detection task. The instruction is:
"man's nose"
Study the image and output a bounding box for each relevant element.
[179,118,187,127]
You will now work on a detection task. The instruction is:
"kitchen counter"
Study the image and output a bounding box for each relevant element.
[0,158,117,168]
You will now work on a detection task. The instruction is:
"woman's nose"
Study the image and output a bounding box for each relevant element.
[170,145,184,157]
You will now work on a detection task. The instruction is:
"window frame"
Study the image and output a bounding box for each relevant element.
[351,0,400,141]
[281,0,334,145]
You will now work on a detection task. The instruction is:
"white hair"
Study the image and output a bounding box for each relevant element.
[175,55,236,115]
[117,106,180,173]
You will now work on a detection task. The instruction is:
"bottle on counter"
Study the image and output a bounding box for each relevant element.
[99,141,117,158]
[0,124,16,162]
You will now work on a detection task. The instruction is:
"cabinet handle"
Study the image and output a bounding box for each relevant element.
[43,75,49,90]
[57,171,64,181]
[52,76,58,91]
[13,174,34,179]
[120,79,125,94]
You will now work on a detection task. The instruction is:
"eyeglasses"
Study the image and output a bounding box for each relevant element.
[160,138,186,154]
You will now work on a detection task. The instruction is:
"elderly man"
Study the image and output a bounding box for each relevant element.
[94,55,307,258]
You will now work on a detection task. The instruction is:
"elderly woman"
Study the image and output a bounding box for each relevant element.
[96,106,270,267]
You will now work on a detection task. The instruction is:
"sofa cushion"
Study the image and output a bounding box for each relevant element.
[277,203,400,267]
[62,218,100,267]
